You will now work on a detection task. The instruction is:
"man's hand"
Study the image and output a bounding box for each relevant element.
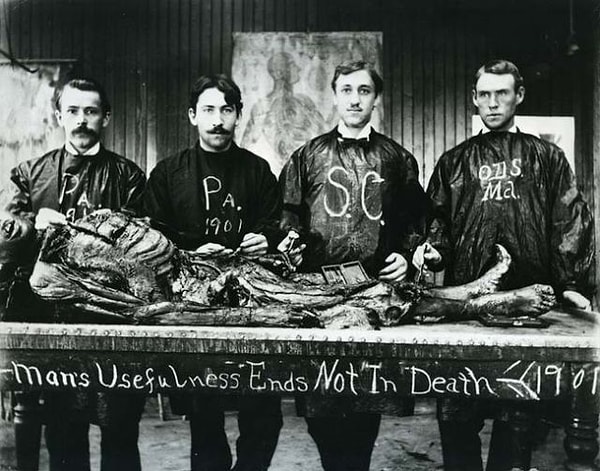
[562,290,592,311]
[277,230,306,267]
[378,252,408,282]
[412,242,442,271]
[35,208,67,230]
[239,232,268,256]
[195,243,232,256]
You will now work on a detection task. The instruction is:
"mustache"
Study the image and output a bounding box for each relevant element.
[207,127,232,135]
[72,127,98,137]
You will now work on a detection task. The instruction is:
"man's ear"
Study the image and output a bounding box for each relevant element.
[515,86,525,105]
[471,89,479,108]
[55,109,63,126]
[188,108,196,125]
[102,112,111,128]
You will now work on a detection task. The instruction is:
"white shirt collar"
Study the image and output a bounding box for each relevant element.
[482,124,519,134]
[337,120,372,140]
[65,141,101,156]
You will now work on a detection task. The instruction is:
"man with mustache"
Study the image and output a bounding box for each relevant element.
[412,59,594,471]
[278,60,427,471]
[6,77,146,470]
[144,74,283,471]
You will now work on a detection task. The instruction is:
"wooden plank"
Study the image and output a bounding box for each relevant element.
[155,0,169,161]
[454,1,467,148]
[179,0,192,147]
[388,4,403,143]
[144,0,159,171]
[401,4,414,156]
[200,0,212,73]
[232,0,243,33]
[241,0,253,31]
[125,2,138,167]
[165,0,181,157]
[211,0,222,72]
[264,0,275,31]
[431,0,445,183]
[420,6,433,183]
[133,0,149,171]
[443,2,456,158]
[306,0,318,32]
[222,0,233,72]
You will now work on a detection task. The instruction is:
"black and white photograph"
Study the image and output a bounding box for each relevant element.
[0,1,599,470]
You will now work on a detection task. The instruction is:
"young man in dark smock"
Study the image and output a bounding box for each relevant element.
[278,60,428,471]
[143,74,283,471]
[6,78,146,471]
[413,59,594,471]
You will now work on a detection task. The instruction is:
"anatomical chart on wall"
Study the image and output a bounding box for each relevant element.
[232,32,383,177]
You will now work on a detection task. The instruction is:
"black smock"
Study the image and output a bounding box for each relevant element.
[279,127,427,277]
[144,142,281,251]
[5,146,146,471]
[427,131,594,471]
[427,130,594,293]
[280,127,426,418]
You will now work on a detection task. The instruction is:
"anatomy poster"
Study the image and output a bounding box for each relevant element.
[0,62,74,207]
[232,32,383,176]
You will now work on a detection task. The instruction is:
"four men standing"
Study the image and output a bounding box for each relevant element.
[4,58,595,471]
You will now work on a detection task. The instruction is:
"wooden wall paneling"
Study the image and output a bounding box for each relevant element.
[385,3,400,143]
[222,0,233,72]
[19,0,32,57]
[243,0,255,31]
[295,0,307,32]
[165,0,180,157]
[421,5,436,185]
[155,0,169,161]
[400,3,414,160]
[232,0,243,33]
[444,4,457,159]
[431,0,445,179]
[273,0,285,30]
[132,0,148,170]
[413,5,426,168]
[8,0,22,58]
[200,0,212,74]
[388,5,402,147]
[179,0,192,148]
[0,0,6,52]
[254,0,266,32]
[306,0,317,32]
[283,0,295,30]
[102,2,118,154]
[124,3,139,167]
[211,0,222,73]
[29,0,42,59]
[145,0,159,173]
[453,20,466,150]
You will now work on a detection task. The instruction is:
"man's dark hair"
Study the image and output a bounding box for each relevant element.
[189,74,243,114]
[331,60,383,97]
[54,77,111,114]
[473,59,524,91]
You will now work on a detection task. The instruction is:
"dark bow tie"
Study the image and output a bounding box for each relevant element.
[337,136,369,147]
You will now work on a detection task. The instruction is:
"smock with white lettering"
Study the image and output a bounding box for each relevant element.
[279,128,427,276]
[426,130,594,292]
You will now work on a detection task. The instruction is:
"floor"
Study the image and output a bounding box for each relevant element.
[0,397,579,470]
